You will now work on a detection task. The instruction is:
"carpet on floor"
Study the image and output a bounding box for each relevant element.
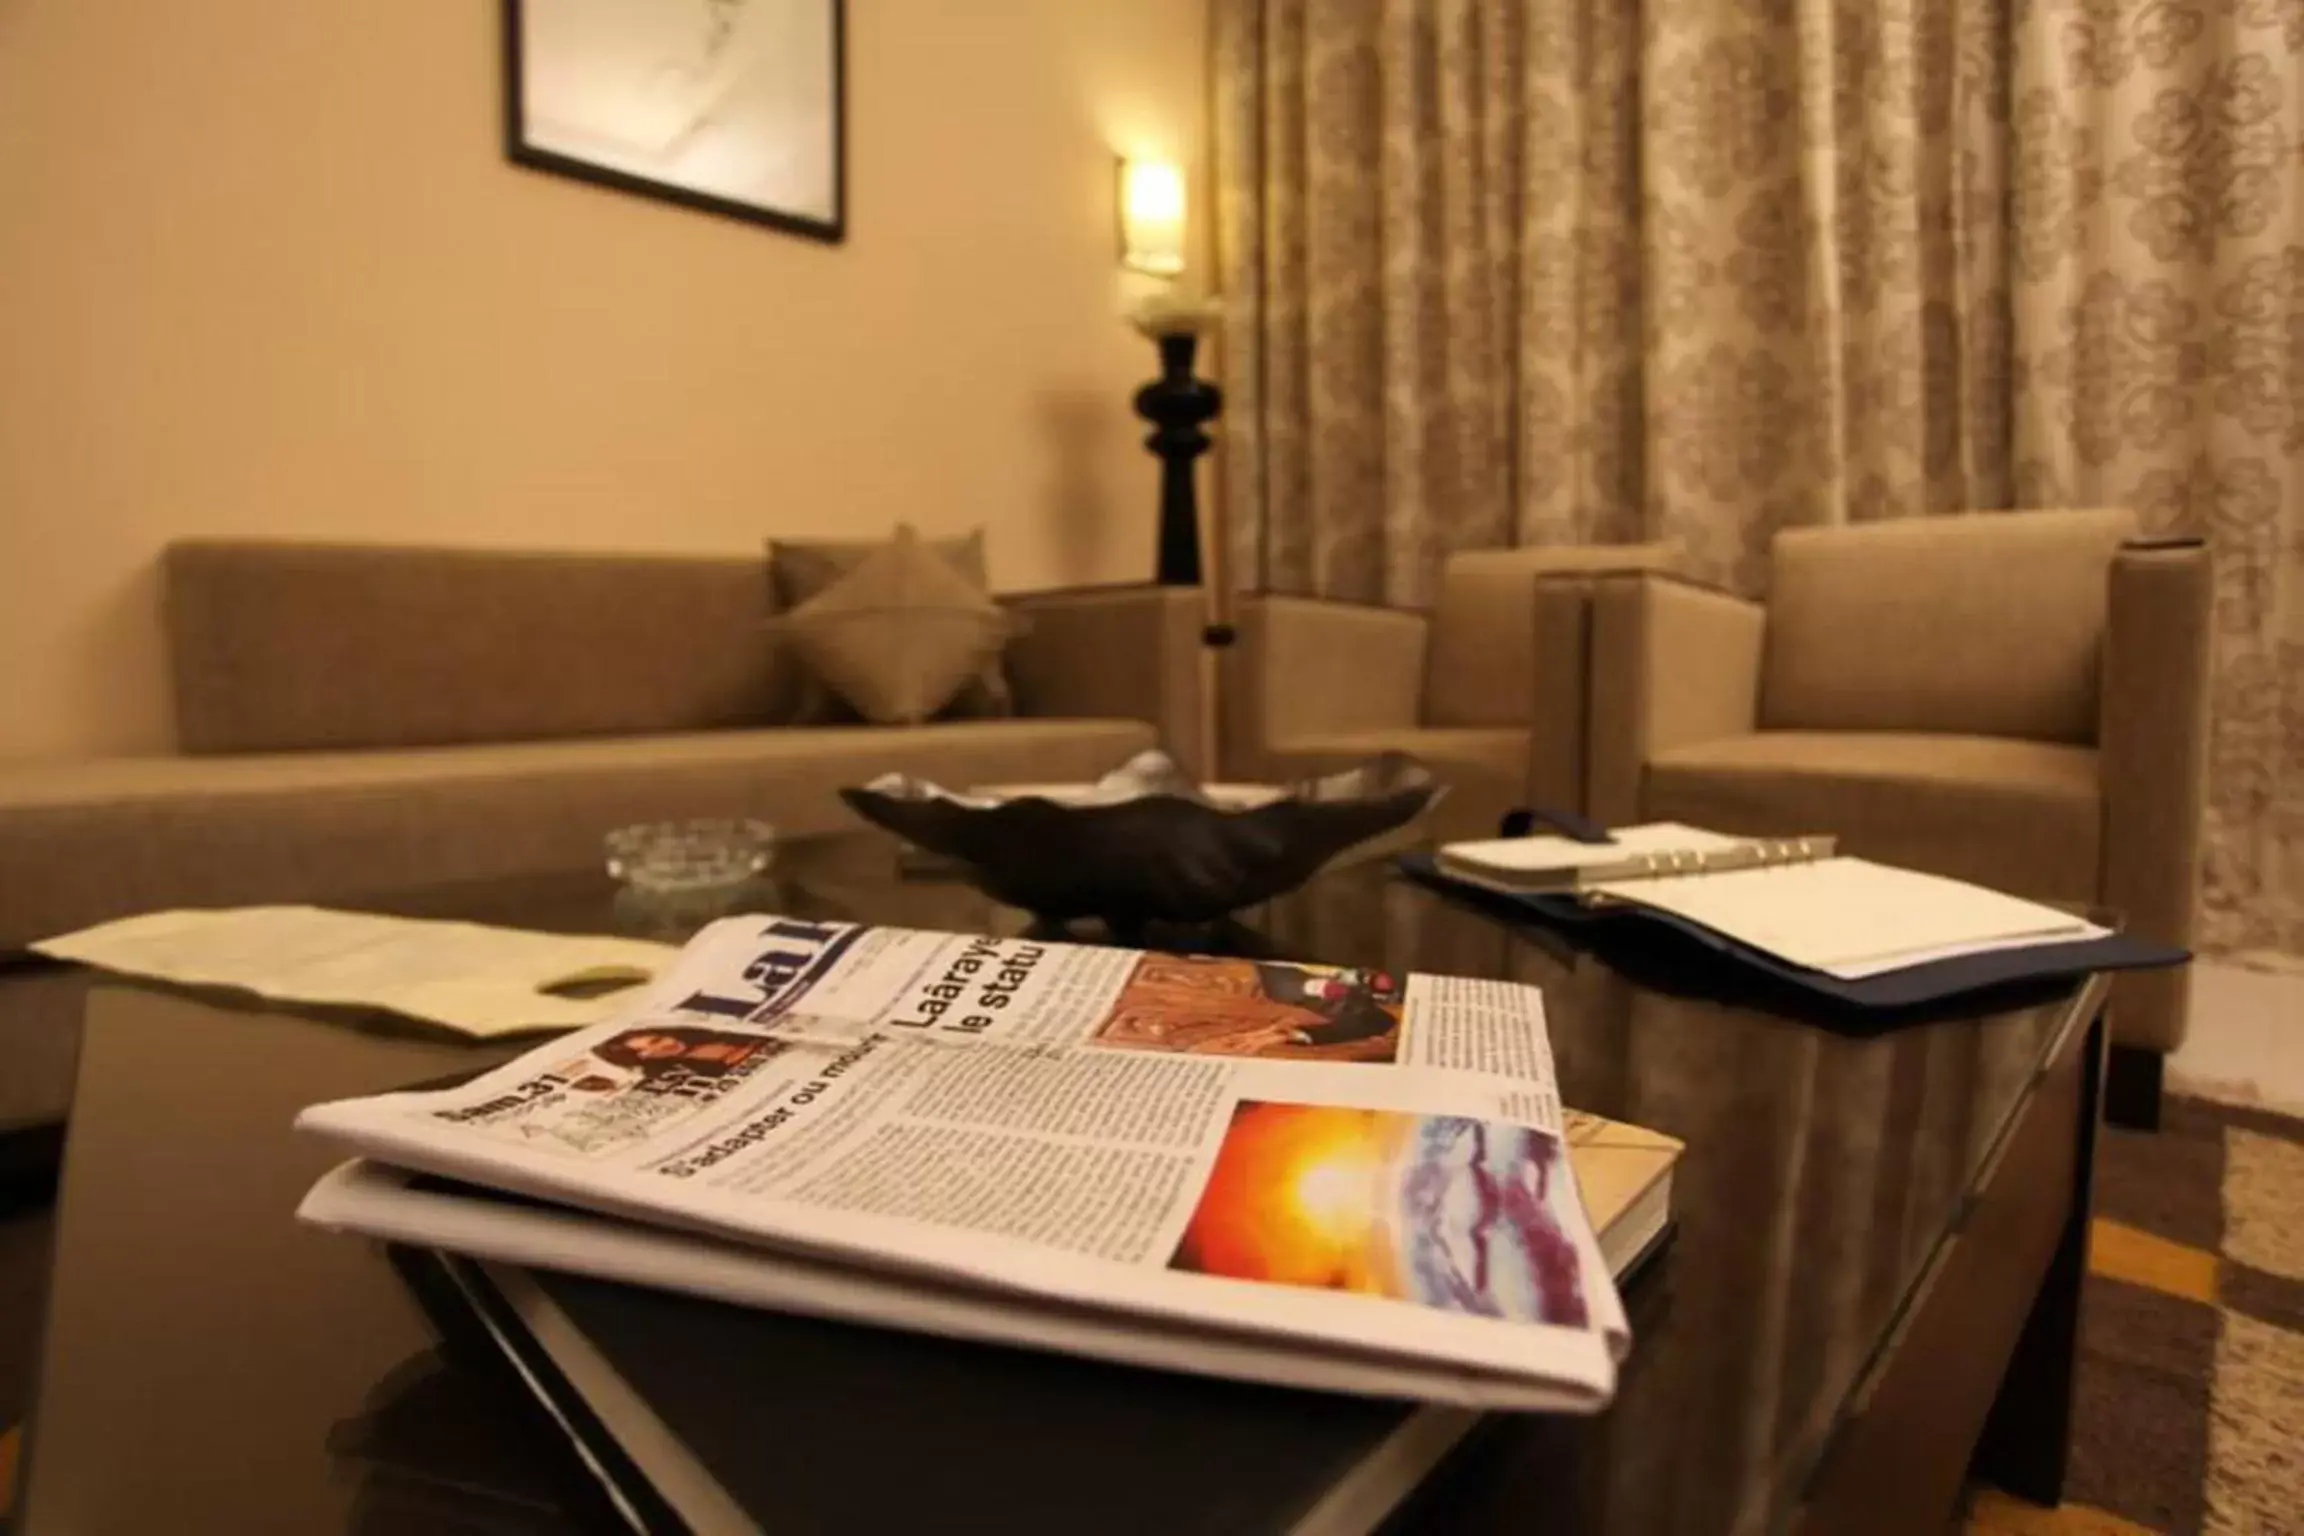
[1969,1093,2304,1536]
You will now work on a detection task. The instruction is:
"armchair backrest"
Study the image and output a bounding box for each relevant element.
[1425,542,1679,727]
[1759,509,2139,744]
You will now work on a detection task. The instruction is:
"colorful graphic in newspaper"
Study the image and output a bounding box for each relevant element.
[1169,1101,1589,1326]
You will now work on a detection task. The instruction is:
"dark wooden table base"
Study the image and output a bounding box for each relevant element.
[1798,1010,2104,1532]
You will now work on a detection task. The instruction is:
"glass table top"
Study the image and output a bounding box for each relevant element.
[8,832,2095,1534]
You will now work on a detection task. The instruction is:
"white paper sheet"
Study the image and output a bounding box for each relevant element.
[1593,858,2106,979]
[33,906,678,1037]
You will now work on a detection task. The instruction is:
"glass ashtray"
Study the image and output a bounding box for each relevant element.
[604,818,776,893]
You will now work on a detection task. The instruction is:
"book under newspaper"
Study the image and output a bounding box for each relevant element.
[298,916,1633,1413]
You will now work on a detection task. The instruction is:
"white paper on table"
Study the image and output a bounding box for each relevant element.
[1591,858,2106,979]
[31,906,680,1038]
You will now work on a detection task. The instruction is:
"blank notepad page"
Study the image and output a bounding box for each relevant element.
[1593,858,2104,979]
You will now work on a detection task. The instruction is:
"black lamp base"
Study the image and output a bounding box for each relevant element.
[1133,329,1222,588]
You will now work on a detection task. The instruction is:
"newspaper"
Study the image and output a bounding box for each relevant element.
[297,916,1629,1411]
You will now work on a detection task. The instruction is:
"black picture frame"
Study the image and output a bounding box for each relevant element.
[501,0,846,244]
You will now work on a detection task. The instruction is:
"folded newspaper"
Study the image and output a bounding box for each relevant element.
[297,916,1631,1412]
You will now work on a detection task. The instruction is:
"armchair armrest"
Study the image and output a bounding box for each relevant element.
[1225,596,1428,778]
[2099,539,2212,1051]
[1001,585,1208,778]
[1587,573,1768,825]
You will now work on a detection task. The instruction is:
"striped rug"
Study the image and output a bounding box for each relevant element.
[1970,1094,2304,1535]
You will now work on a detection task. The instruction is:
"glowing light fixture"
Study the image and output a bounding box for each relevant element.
[1118,157,1187,276]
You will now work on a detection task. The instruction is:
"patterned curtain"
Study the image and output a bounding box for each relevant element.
[2010,0,2304,961]
[1213,0,2013,603]
[1214,0,2303,958]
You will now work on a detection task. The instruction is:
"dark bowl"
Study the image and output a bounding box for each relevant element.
[839,753,1441,930]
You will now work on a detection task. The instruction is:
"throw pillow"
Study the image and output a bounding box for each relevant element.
[776,526,1014,725]
[767,529,1013,720]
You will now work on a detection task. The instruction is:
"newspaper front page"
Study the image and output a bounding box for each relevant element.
[298,916,1626,1407]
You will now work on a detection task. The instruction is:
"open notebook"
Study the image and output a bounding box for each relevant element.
[1437,824,2106,981]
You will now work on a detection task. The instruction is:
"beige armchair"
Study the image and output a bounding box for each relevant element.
[1585,510,2211,1126]
[1224,544,1678,838]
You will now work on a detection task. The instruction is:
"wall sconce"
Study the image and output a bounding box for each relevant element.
[1118,158,1186,277]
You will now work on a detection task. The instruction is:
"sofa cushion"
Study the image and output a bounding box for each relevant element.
[166,542,786,753]
[778,527,1013,724]
[0,962,85,1134]
[769,529,1012,721]
[0,720,1153,948]
[1264,727,1528,842]
[1644,730,2102,904]
[1761,509,2138,744]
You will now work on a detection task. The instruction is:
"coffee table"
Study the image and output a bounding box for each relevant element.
[10,831,2107,1534]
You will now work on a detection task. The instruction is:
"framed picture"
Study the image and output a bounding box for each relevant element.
[502,0,845,242]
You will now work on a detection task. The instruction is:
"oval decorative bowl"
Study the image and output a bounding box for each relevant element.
[839,751,1441,930]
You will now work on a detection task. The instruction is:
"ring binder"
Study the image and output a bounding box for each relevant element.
[1437,827,1839,894]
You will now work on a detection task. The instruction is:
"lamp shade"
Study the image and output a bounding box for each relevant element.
[1119,158,1187,276]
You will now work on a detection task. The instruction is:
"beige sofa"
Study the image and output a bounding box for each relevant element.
[0,540,1208,952]
[1584,510,2211,1126]
[1223,544,1678,838]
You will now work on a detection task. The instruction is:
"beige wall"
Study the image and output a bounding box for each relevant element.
[0,0,1207,760]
